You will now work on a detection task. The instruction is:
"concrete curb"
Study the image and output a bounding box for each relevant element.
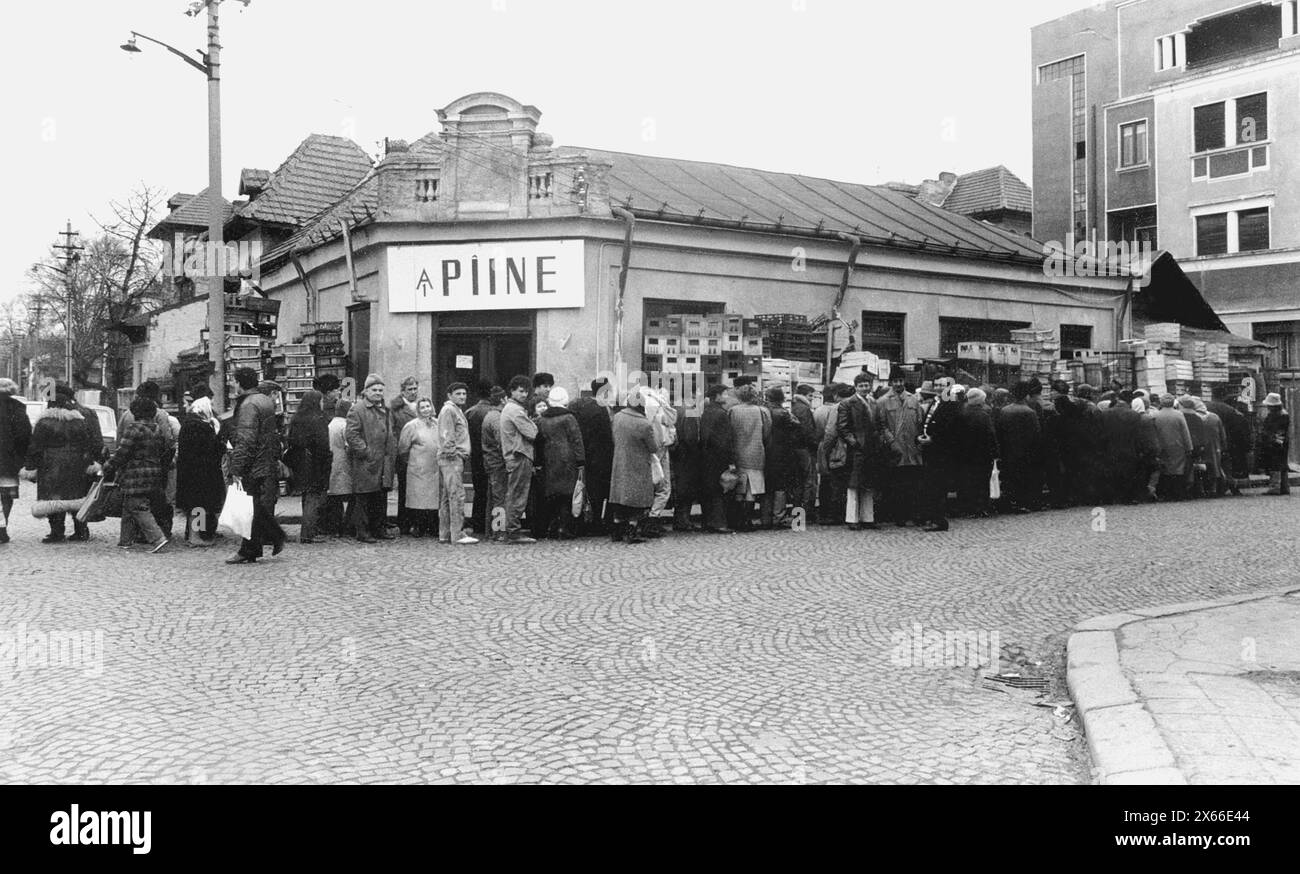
[1067,585,1300,785]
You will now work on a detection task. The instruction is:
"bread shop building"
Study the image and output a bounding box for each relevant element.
[255,92,1132,400]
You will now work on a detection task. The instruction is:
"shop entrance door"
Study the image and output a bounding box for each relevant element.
[436,334,534,400]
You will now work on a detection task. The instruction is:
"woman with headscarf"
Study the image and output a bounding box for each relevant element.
[1176,395,1209,499]
[287,390,331,543]
[536,386,585,539]
[1131,397,1161,501]
[1258,393,1291,495]
[326,399,356,538]
[396,397,441,537]
[609,387,660,544]
[726,383,771,532]
[176,396,226,545]
[1190,397,1228,498]
[955,387,998,517]
[22,384,98,543]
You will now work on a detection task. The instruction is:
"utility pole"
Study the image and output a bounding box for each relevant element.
[51,220,84,387]
[205,0,226,410]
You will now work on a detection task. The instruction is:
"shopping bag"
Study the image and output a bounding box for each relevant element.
[76,476,108,523]
[217,481,255,540]
[719,468,741,494]
[571,476,586,519]
[650,454,665,486]
[989,461,1001,500]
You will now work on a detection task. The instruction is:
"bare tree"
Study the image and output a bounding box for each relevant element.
[25,185,169,390]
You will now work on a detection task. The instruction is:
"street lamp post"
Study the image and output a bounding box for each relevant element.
[122,0,246,411]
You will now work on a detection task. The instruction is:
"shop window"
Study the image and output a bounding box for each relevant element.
[937,317,1031,358]
[1119,120,1148,168]
[859,311,905,363]
[1060,324,1093,356]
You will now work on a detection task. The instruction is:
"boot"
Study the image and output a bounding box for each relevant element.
[625,520,646,544]
[1267,472,1283,495]
[610,521,626,543]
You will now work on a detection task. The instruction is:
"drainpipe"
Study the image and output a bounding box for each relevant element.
[338,218,361,302]
[290,253,317,327]
[827,232,862,381]
[611,207,635,367]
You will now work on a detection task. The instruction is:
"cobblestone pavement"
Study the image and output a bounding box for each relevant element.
[1,484,1295,784]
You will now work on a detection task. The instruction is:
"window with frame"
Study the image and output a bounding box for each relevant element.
[1196,213,1229,256]
[1236,92,1268,143]
[859,311,905,364]
[1194,102,1226,152]
[1059,324,1093,356]
[1238,207,1270,252]
[1119,120,1148,168]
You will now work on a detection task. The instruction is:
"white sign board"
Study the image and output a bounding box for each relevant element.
[387,240,585,313]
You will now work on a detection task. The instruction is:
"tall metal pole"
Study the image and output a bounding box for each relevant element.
[206,1,226,411]
[52,220,83,387]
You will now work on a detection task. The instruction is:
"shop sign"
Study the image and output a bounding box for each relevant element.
[387,240,585,313]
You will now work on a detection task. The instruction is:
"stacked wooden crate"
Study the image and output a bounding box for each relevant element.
[1010,328,1066,387]
[271,343,314,416]
[1192,340,1230,385]
[302,321,346,381]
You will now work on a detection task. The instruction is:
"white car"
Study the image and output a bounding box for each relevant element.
[17,397,119,454]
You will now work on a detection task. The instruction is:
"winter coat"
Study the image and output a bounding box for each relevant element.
[119,407,174,458]
[229,389,280,481]
[500,400,537,461]
[813,401,842,475]
[389,396,419,437]
[346,399,398,493]
[1152,407,1193,475]
[1258,409,1291,472]
[995,402,1041,473]
[465,399,495,475]
[957,404,999,468]
[790,395,818,451]
[327,417,353,496]
[537,407,585,498]
[397,417,441,510]
[609,406,659,509]
[728,403,770,472]
[1206,400,1250,476]
[1181,411,1208,462]
[875,390,924,467]
[699,401,734,477]
[102,418,165,497]
[287,395,331,494]
[481,407,505,473]
[1201,412,1227,481]
[919,398,964,469]
[175,414,225,514]
[764,402,800,486]
[25,405,96,501]
[0,393,32,480]
[835,393,882,490]
[571,397,614,499]
[437,401,472,462]
[1098,404,1144,476]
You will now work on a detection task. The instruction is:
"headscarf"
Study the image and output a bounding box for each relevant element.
[190,396,219,432]
[1191,397,1210,419]
[965,387,987,406]
[548,386,570,408]
[1130,398,1146,413]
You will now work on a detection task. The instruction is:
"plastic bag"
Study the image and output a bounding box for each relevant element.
[77,476,108,523]
[218,480,255,540]
[650,454,665,485]
[571,476,586,519]
[989,461,1001,500]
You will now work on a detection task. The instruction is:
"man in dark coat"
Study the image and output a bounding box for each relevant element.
[1207,388,1249,495]
[836,373,882,530]
[535,387,585,539]
[347,373,399,543]
[0,378,32,543]
[570,377,615,533]
[995,382,1042,513]
[789,384,818,516]
[226,367,287,563]
[1098,392,1145,504]
[1069,384,1106,505]
[761,387,800,529]
[464,381,497,536]
[388,376,420,534]
[1028,379,1062,509]
[695,383,735,533]
[670,403,705,533]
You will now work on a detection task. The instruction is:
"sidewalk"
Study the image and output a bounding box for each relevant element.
[1068,586,1300,784]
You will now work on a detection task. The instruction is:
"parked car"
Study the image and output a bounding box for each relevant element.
[17,397,119,455]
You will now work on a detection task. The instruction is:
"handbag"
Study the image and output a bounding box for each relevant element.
[989,461,1002,500]
[719,468,740,494]
[650,453,665,485]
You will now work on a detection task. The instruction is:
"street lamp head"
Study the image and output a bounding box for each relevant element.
[120,36,141,53]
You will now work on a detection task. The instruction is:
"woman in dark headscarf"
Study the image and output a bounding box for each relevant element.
[176,396,226,545]
[287,390,331,542]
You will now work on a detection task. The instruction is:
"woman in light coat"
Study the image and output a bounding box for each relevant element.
[725,383,770,532]
[326,399,355,537]
[397,398,442,537]
[609,389,660,544]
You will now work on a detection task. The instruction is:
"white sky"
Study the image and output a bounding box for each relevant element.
[1,0,1096,305]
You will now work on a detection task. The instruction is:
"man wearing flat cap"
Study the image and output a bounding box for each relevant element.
[346,374,398,542]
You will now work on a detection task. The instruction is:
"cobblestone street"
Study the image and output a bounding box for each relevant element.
[1,486,1295,784]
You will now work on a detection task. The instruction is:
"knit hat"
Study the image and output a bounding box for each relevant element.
[1177,396,1197,410]
[1159,393,1176,406]
[1263,392,1284,407]
[364,373,385,390]
[966,387,987,405]
[548,386,570,408]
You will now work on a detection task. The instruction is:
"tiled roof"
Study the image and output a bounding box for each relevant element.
[147,187,236,239]
[233,134,374,228]
[941,166,1033,217]
[571,148,1045,262]
[259,172,379,267]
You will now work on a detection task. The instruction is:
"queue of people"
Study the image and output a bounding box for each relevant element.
[0,369,1291,555]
